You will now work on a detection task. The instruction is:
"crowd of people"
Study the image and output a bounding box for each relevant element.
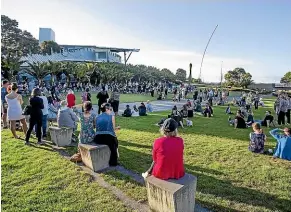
[1,79,291,183]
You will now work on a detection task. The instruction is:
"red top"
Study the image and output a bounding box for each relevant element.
[152,136,185,180]
[67,94,76,108]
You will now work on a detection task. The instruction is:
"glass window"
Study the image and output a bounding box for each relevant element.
[98,52,107,59]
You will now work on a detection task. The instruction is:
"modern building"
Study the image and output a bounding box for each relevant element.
[18,28,140,84]
[39,28,55,44]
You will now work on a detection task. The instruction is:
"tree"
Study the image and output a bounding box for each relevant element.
[224,67,253,88]
[24,62,50,85]
[160,68,175,82]
[280,72,291,83]
[1,15,40,80]
[176,68,187,82]
[40,41,61,55]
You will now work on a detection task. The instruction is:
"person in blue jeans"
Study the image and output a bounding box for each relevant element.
[269,128,291,161]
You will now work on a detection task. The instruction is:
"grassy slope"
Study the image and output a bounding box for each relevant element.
[113,98,291,212]
[3,95,291,211]
[1,132,132,212]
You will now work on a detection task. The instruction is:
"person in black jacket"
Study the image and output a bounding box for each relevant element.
[25,88,44,145]
[96,86,109,114]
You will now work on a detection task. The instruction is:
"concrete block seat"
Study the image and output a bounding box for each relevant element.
[145,173,197,212]
[49,126,73,147]
[78,143,111,172]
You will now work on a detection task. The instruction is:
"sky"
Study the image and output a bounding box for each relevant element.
[2,0,291,83]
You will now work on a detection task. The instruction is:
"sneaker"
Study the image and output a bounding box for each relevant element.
[37,141,44,145]
[142,172,149,179]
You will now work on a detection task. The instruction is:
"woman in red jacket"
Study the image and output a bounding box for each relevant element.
[66,90,76,108]
[142,118,185,180]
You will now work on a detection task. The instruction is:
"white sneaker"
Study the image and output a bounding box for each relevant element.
[142,172,149,179]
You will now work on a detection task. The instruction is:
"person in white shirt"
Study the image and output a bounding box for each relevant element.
[38,94,49,138]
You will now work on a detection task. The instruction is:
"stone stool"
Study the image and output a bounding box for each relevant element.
[49,127,73,146]
[145,173,197,212]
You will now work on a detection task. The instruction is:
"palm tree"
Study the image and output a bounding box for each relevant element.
[1,58,26,81]
[47,61,62,85]
[24,62,50,85]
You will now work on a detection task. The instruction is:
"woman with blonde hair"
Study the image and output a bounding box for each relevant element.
[5,83,28,139]
[142,118,185,180]
[248,123,266,153]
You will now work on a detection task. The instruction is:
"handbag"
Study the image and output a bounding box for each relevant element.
[22,105,32,115]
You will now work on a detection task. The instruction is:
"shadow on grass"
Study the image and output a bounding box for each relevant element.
[118,145,291,212]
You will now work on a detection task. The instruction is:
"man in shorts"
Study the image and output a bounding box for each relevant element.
[1,80,9,128]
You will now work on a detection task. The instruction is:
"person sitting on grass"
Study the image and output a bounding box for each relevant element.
[146,100,153,113]
[261,111,274,127]
[181,104,188,118]
[246,110,254,126]
[269,128,291,161]
[170,106,184,128]
[249,123,266,154]
[138,102,147,116]
[229,110,246,128]
[122,105,132,117]
[194,100,202,113]
[47,96,58,121]
[142,118,185,180]
[203,103,213,117]
[240,106,248,118]
[225,104,233,115]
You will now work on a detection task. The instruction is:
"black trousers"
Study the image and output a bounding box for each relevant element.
[26,116,42,142]
[94,134,118,166]
[278,111,286,125]
[286,109,291,124]
[254,101,259,110]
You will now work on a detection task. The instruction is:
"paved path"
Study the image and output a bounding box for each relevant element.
[91,99,207,115]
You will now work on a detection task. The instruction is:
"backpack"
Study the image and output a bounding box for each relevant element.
[249,133,265,153]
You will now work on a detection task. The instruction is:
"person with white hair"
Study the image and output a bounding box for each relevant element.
[57,100,79,131]
[66,89,76,108]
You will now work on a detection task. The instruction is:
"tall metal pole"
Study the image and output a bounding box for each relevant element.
[198,24,219,81]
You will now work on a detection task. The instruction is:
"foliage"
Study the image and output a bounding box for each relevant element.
[280,71,291,83]
[176,68,187,82]
[224,68,253,88]
[24,62,50,85]
[40,41,61,55]
[1,15,40,80]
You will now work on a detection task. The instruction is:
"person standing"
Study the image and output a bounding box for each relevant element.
[25,88,44,145]
[286,96,291,125]
[5,83,28,138]
[278,96,288,125]
[1,80,9,128]
[66,90,76,108]
[96,86,109,114]
[38,93,49,138]
[110,88,120,116]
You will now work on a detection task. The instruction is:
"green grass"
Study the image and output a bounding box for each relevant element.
[113,98,291,212]
[1,133,132,212]
[3,95,291,211]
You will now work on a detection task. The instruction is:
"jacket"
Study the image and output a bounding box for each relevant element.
[57,107,79,129]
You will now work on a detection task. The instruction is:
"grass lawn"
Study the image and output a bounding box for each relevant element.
[2,95,291,211]
[1,132,132,212]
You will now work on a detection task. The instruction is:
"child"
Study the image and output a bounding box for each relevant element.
[248,123,266,154]
[122,105,132,117]
[146,100,153,113]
